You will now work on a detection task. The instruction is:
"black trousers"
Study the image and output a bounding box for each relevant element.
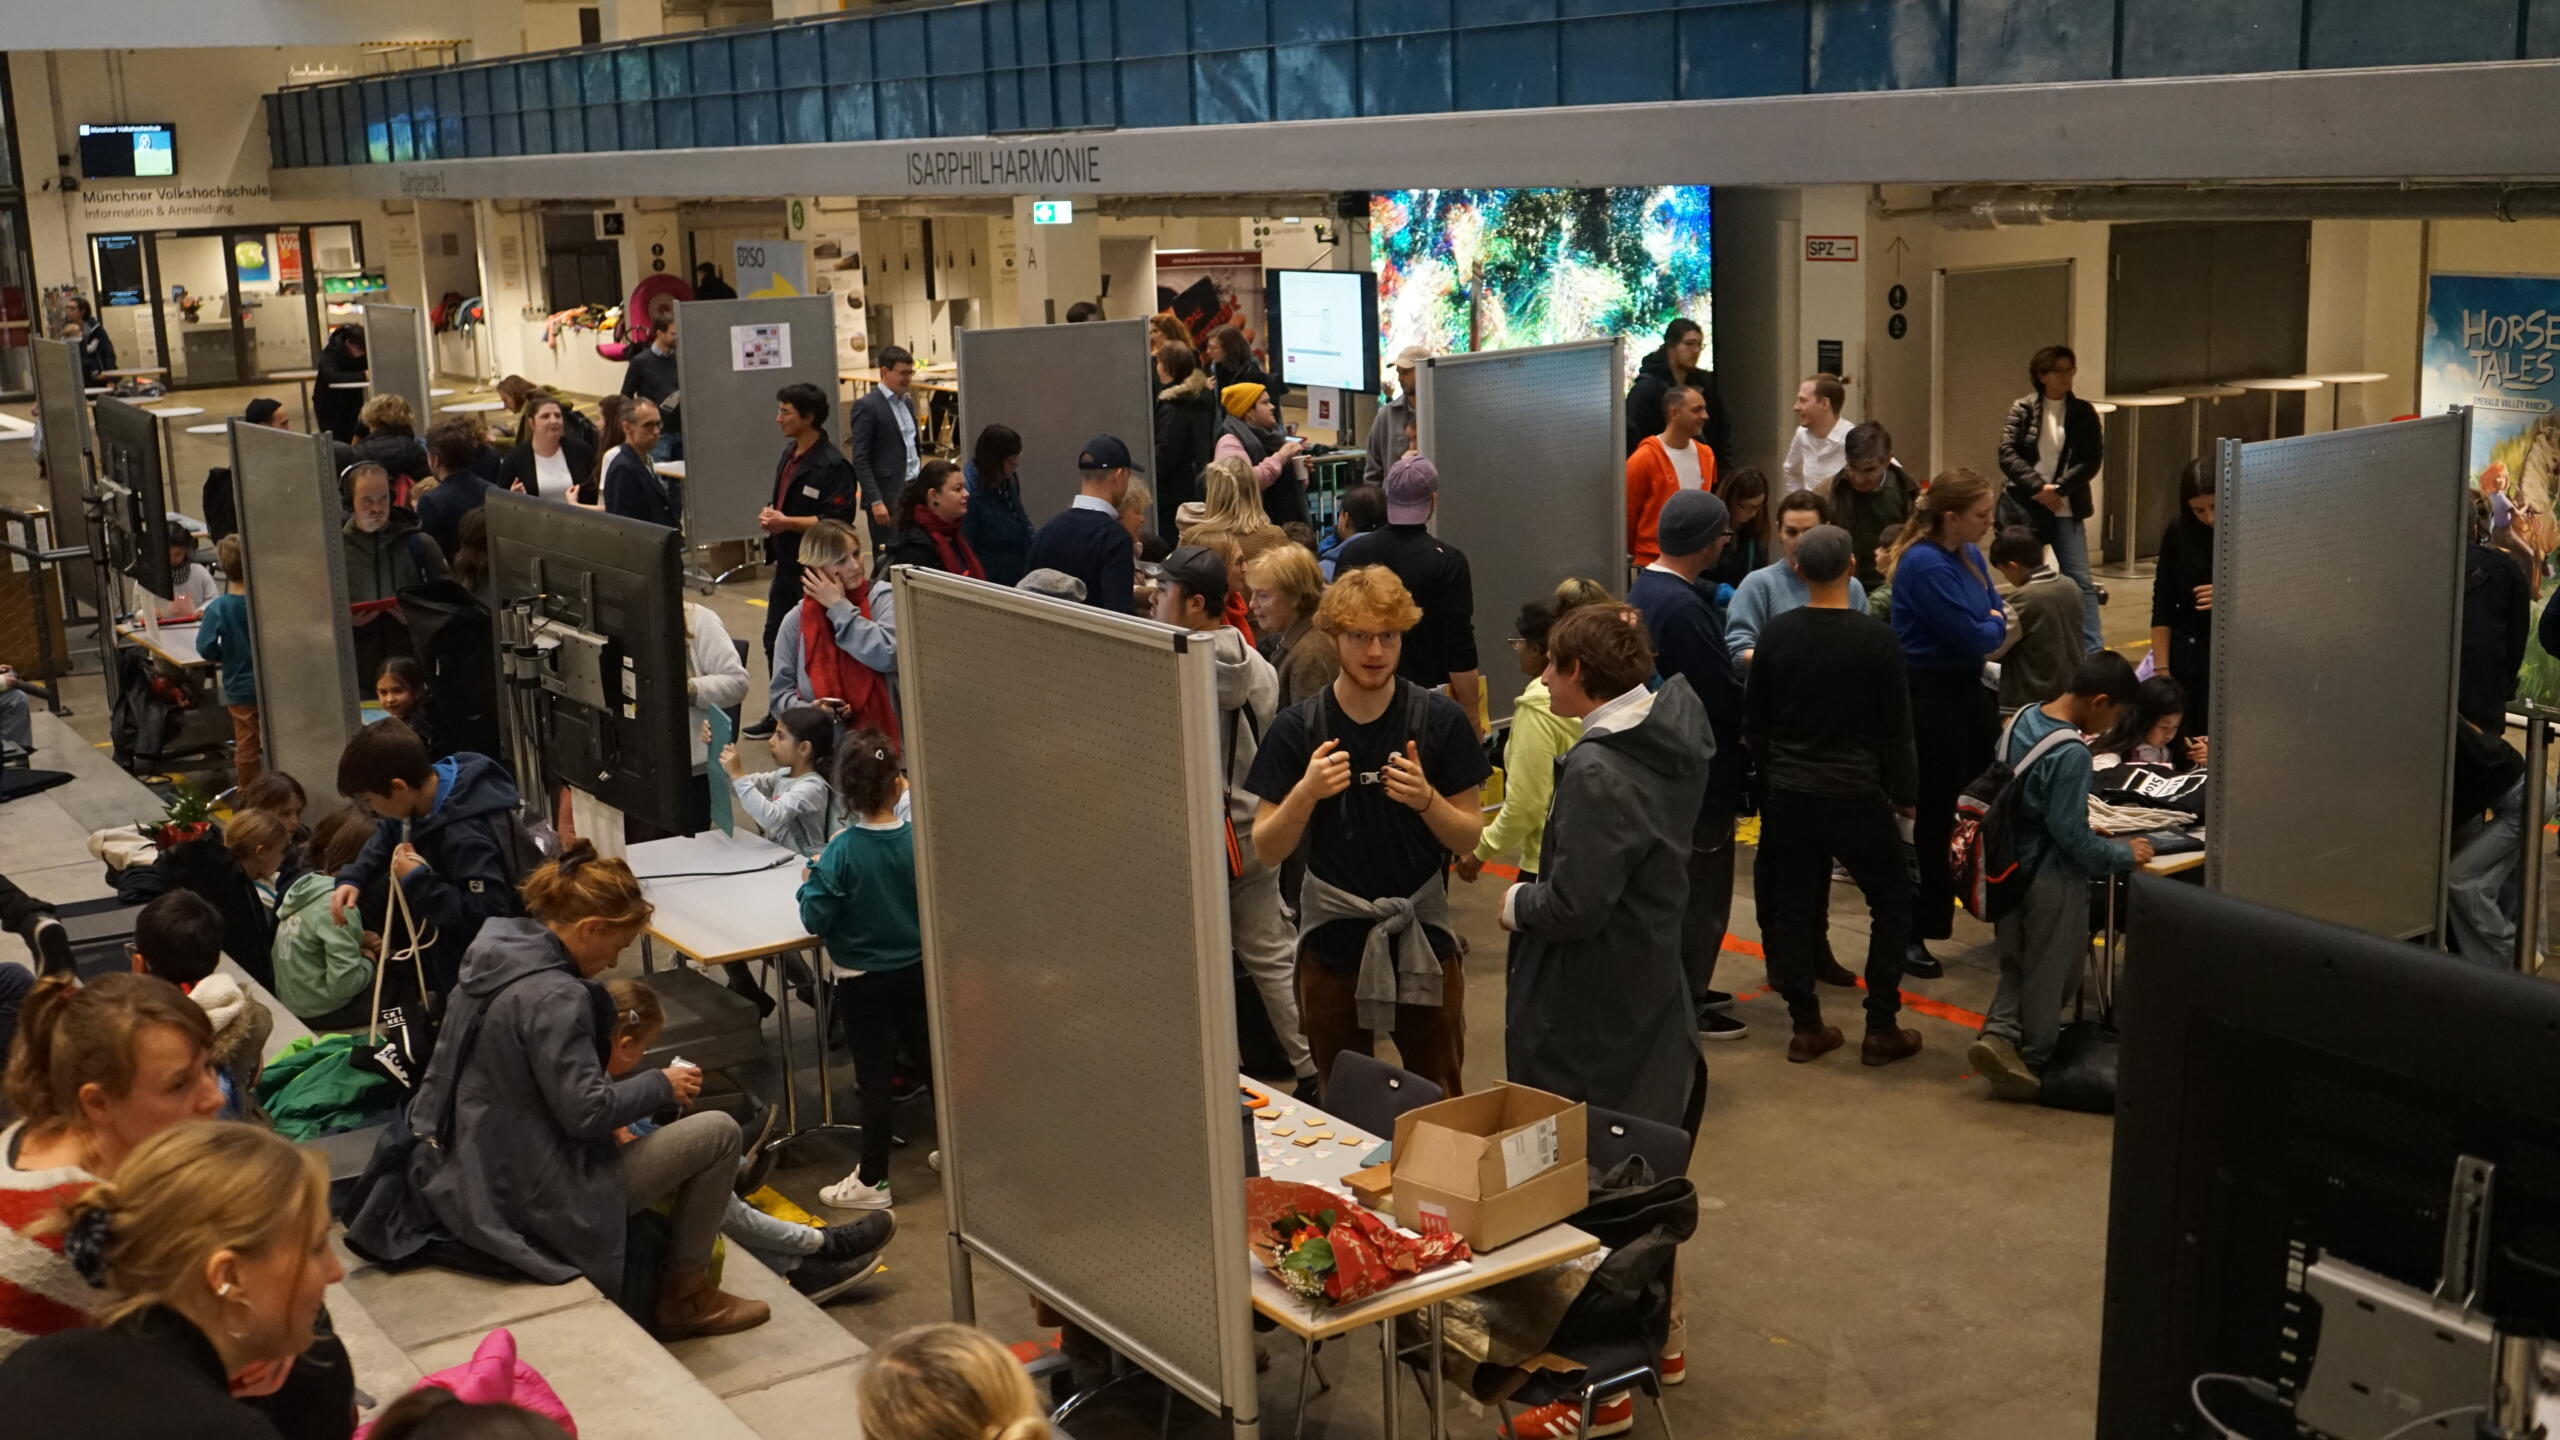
[1680,808,1736,1009]
[838,966,932,1186]
[1755,787,1913,1033]
[1907,665,1998,942]
[762,554,803,671]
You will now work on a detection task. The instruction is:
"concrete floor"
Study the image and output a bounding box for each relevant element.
[0,378,2179,1439]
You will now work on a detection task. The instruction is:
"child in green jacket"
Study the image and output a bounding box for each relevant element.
[271,807,380,1030]
[798,729,925,1215]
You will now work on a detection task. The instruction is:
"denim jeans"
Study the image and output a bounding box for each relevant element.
[722,1193,820,1274]
[2447,779,2525,967]
[2048,517,2104,652]
[652,430,684,463]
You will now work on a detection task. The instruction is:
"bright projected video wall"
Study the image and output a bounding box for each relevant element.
[1371,187,1713,389]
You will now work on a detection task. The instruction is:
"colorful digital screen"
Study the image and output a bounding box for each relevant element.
[77,123,176,180]
[1371,187,1713,388]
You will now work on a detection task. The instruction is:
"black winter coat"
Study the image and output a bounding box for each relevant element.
[314,334,368,442]
[1623,347,1734,473]
[1995,392,2106,537]
[2461,541,2529,731]
[1153,371,1224,536]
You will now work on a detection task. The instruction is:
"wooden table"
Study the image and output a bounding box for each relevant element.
[116,618,207,669]
[627,830,856,1155]
[1245,1083,1599,1440]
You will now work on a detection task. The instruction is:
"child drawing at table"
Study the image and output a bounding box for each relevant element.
[194,534,262,786]
[717,703,840,857]
[601,977,895,1304]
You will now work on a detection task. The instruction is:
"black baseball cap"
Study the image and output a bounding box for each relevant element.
[1157,544,1229,612]
[1077,434,1146,473]
[244,398,286,425]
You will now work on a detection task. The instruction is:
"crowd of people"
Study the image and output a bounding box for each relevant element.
[63,306,2544,1440]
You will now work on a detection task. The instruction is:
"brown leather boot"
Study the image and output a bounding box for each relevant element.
[657,1268,772,1339]
[1861,1026,1924,1067]
[1786,1026,1845,1063]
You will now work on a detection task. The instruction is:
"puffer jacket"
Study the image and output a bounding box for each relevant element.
[1153,370,1224,537]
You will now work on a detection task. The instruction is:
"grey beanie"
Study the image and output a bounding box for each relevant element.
[1016,568,1089,603]
[1656,489,1730,560]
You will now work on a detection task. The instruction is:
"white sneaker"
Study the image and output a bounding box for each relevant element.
[928,1150,942,1173]
[820,1172,894,1211]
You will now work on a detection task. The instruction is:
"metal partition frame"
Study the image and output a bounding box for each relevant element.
[360,303,431,432]
[1417,338,1624,720]
[232,421,361,784]
[32,337,96,602]
[674,295,838,545]
[957,319,1155,525]
[2206,413,2468,940]
[897,566,1255,1440]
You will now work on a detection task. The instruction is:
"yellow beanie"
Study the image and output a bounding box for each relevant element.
[1220,382,1266,419]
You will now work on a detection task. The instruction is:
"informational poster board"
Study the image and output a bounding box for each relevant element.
[896,567,1256,1440]
[673,295,838,545]
[231,421,360,786]
[1155,250,1267,365]
[2423,273,2560,562]
[957,320,1155,525]
[735,238,809,298]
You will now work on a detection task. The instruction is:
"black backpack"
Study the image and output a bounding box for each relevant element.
[1951,709,2086,923]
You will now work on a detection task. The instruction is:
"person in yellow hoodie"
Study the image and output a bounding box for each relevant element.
[1459,580,1614,886]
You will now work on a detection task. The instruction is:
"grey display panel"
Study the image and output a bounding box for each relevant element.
[957,319,1155,526]
[2206,415,2467,940]
[1417,339,1624,721]
[896,567,1254,1437]
[360,303,431,434]
[672,295,837,545]
[32,337,95,597]
[231,421,361,786]
[92,398,174,602]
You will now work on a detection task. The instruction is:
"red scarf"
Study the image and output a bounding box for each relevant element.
[914,507,985,580]
[1222,590,1257,648]
[801,588,901,743]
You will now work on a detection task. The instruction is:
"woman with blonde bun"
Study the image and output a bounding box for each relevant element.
[0,1120,341,1439]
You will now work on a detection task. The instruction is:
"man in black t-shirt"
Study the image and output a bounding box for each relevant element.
[1332,458,1485,737]
[1741,526,1922,1067]
[1246,565,1489,1096]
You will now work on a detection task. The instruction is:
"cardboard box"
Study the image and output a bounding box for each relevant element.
[1389,1083,1587,1250]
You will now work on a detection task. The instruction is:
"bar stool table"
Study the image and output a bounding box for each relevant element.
[2147,384,2246,466]
[270,368,320,431]
[2225,376,2326,440]
[2295,371,2391,432]
[141,404,207,492]
[2092,394,2187,574]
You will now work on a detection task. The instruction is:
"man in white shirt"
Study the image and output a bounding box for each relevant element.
[1780,374,1851,494]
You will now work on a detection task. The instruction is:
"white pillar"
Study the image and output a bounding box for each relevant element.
[600,0,666,41]
[1011,196,1102,325]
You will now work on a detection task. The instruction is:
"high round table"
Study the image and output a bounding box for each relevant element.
[270,368,320,432]
[2225,376,2326,440]
[140,405,207,487]
[2093,394,2189,574]
[2147,384,2247,466]
[2296,371,2391,432]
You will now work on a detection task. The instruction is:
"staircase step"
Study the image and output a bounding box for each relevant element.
[405,1289,760,1440]
[665,1247,871,1399]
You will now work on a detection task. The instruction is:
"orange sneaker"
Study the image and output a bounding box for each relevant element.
[1656,1349,1684,1386]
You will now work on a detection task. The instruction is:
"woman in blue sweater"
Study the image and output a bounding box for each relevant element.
[1887,469,2014,978]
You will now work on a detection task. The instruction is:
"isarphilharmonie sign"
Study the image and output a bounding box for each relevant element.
[903,142,1103,190]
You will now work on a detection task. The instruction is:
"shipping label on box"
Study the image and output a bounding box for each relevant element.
[1500,1116,1562,1189]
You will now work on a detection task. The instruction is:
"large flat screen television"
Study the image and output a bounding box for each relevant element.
[78,123,176,180]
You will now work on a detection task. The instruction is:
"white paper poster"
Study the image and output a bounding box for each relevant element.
[1306,384,1341,430]
[734,238,809,298]
[731,323,791,372]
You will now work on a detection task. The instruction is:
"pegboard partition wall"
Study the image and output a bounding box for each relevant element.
[360,304,433,441]
[895,566,1255,1438]
[957,320,1155,527]
[1417,339,1624,722]
[2205,414,2468,940]
[33,338,96,603]
[674,295,839,546]
[231,422,362,788]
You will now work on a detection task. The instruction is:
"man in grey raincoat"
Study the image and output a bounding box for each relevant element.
[1499,604,1711,1133]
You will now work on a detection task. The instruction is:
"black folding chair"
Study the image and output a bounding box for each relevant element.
[1321,1050,1443,1140]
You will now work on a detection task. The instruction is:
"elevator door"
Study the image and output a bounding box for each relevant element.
[2105,221,2310,560]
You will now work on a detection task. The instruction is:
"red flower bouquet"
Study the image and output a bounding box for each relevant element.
[1247,1177,1471,1306]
